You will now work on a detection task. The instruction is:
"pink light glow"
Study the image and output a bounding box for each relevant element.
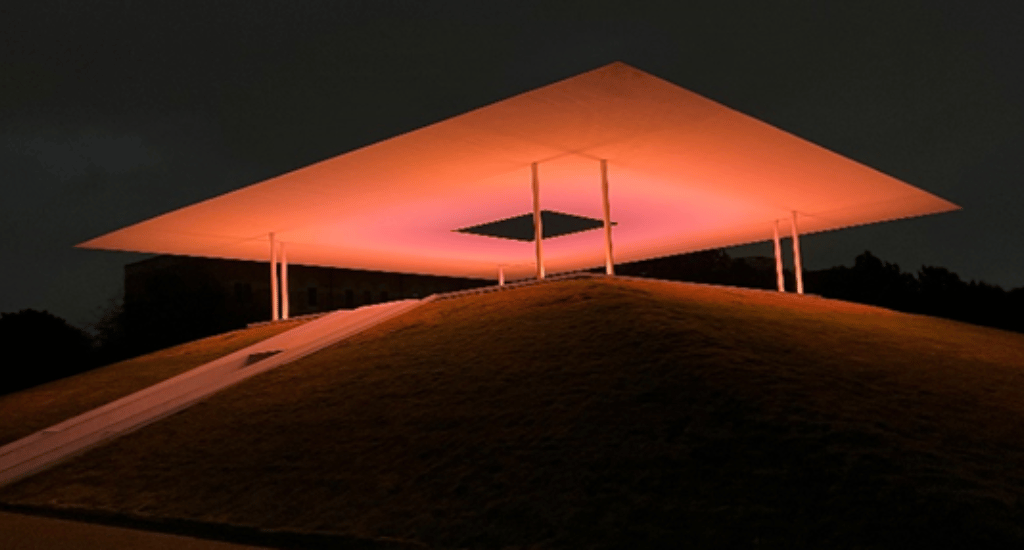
[78,63,958,281]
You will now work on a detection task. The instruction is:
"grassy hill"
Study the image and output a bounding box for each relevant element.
[0,318,307,447]
[2,277,1024,549]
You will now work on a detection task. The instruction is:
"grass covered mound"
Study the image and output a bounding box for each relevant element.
[3,277,1024,549]
[0,319,307,446]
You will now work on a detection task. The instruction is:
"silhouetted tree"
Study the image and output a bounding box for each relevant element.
[916,265,968,319]
[626,249,1024,335]
[0,309,96,394]
[1007,288,1024,333]
[915,269,1010,331]
[808,252,918,311]
[808,253,1024,334]
[963,280,1010,329]
[91,297,130,366]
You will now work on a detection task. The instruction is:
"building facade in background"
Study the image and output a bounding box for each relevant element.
[125,255,488,326]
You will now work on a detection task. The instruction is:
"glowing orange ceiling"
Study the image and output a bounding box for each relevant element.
[79,62,958,280]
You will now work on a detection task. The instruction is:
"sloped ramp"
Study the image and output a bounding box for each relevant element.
[0,299,424,487]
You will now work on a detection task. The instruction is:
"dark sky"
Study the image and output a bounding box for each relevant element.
[3,0,1023,329]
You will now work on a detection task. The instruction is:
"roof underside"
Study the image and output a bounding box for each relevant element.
[79,62,958,280]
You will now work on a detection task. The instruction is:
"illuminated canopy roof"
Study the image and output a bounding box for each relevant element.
[79,62,958,280]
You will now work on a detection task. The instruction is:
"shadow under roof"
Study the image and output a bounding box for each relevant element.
[78,62,959,281]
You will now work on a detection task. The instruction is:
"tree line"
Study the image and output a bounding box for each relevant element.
[808,252,1024,333]
[619,250,1024,334]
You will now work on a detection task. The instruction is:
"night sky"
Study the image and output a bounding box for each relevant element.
[3,1,1023,329]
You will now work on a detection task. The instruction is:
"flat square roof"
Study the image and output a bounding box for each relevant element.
[79,62,958,280]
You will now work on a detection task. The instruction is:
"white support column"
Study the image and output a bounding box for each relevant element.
[280,241,289,320]
[532,162,545,280]
[791,211,804,295]
[773,220,785,292]
[600,159,615,276]
[498,266,505,286]
[269,232,279,321]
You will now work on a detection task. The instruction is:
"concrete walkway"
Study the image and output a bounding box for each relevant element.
[0,299,424,487]
[0,511,270,550]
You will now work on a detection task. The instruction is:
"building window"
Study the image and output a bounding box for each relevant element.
[308,287,318,307]
[363,290,373,305]
[380,290,389,302]
[345,289,354,308]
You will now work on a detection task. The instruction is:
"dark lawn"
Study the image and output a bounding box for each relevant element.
[3,278,1024,549]
[0,319,306,446]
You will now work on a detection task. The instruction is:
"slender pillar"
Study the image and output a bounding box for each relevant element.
[532,162,545,280]
[791,211,804,295]
[600,159,615,275]
[269,232,279,321]
[280,241,289,320]
[773,220,785,292]
[498,266,505,287]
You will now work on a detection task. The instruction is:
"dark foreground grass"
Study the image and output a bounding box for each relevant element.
[3,278,1024,549]
[0,319,306,446]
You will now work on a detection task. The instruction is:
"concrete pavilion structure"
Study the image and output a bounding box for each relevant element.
[79,62,958,320]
